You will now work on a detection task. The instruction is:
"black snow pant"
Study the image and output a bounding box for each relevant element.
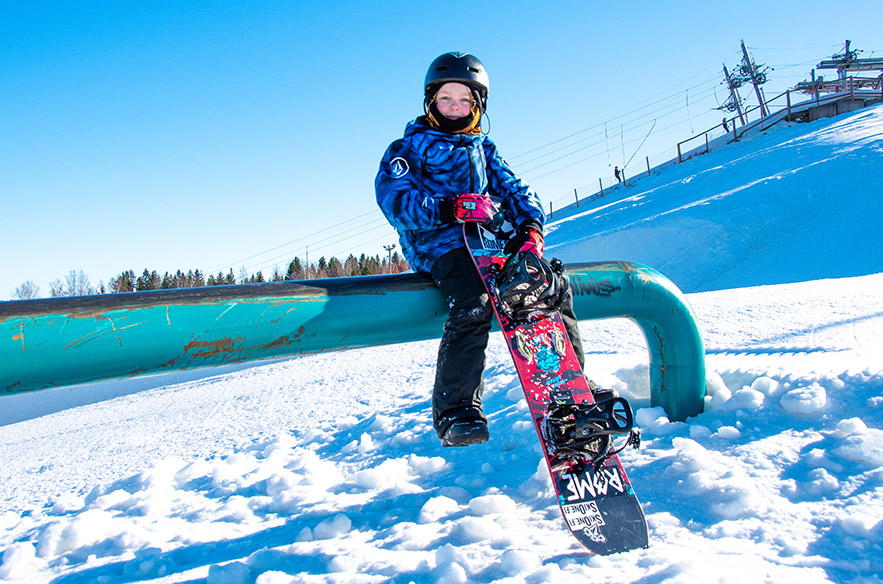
[429,247,586,438]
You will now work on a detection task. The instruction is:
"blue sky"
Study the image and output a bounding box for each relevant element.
[2,0,880,299]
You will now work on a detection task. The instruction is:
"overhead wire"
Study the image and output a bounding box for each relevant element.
[223,69,727,277]
[515,82,720,178]
[508,70,725,165]
[243,213,390,275]
[222,45,856,279]
[509,76,722,174]
[208,208,381,274]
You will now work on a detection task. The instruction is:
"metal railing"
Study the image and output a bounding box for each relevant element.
[548,76,883,219]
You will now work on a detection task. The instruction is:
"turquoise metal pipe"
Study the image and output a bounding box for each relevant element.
[566,262,706,422]
[0,262,705,421]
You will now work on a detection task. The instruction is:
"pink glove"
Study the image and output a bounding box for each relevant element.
[517,229,544,257]
[453,194,500,224]
[504,225,545,257]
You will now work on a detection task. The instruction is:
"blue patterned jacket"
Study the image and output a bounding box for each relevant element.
[375,118,545,274]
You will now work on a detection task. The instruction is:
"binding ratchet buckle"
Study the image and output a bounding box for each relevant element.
[541,396,642,472]
[489,252,569,323]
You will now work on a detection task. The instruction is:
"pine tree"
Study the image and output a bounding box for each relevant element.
[286,258,305,280]
[136,269,161,291]
[344,254,359,276]
[109,270,136,293]
[328,257,344,278]
[391,251,410,273]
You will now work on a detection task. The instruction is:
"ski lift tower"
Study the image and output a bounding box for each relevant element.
[738,40,770,117]
[816,40,883,93]
[718,64,747,125]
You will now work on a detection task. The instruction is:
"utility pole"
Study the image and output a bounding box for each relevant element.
[722,64,747,125]
[740,39,769,117]
[384,244,396,274]
[305,246,309,280]
[838,39,853,89]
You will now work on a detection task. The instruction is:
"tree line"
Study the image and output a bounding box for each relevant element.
[11,252,411,300]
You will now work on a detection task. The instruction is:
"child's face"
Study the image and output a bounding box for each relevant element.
[434,82,474,120]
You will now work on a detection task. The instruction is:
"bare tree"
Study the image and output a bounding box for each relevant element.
[66,270,96,296]
[50,270,96,297]
[12,281,40,300]
[49,279,64,297]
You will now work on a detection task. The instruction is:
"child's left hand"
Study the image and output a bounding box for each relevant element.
[453,193,500,224]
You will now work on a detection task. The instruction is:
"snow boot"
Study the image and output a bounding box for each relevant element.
[585,376,619,402]
[440,418,489,447]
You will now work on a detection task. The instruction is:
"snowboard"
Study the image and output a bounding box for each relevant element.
[464,222,649,555]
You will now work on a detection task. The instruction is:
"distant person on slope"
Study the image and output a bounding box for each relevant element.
[375,51,592,448]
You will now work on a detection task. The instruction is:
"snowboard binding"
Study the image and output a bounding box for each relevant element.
[489,252,570,323]
[541,396,642,472]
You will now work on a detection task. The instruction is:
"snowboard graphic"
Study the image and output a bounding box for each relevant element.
[464,222,649,555]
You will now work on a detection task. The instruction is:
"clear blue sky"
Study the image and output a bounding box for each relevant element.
[2,0,880,299]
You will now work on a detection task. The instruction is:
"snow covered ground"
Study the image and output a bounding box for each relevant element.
[1,105,882,584]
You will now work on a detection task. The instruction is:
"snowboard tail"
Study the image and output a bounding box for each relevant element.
[463,222,649,555]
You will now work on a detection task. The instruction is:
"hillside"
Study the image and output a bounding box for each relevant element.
[548,103,883,292]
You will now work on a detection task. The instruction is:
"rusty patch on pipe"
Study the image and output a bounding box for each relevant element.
[183,336,244,360]
[257,325,307,350]
[260,336,294,350]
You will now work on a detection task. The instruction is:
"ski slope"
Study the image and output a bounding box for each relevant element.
[1,105,882,584]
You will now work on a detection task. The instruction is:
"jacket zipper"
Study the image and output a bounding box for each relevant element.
[462,145,476,194]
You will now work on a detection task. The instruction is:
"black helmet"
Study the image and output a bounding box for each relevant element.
[424,52,489,110]
[492,252,569,321]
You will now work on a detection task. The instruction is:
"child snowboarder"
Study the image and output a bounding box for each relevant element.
[375,52,592,447]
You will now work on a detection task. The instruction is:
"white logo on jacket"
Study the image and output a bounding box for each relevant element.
[390,157,409,178]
